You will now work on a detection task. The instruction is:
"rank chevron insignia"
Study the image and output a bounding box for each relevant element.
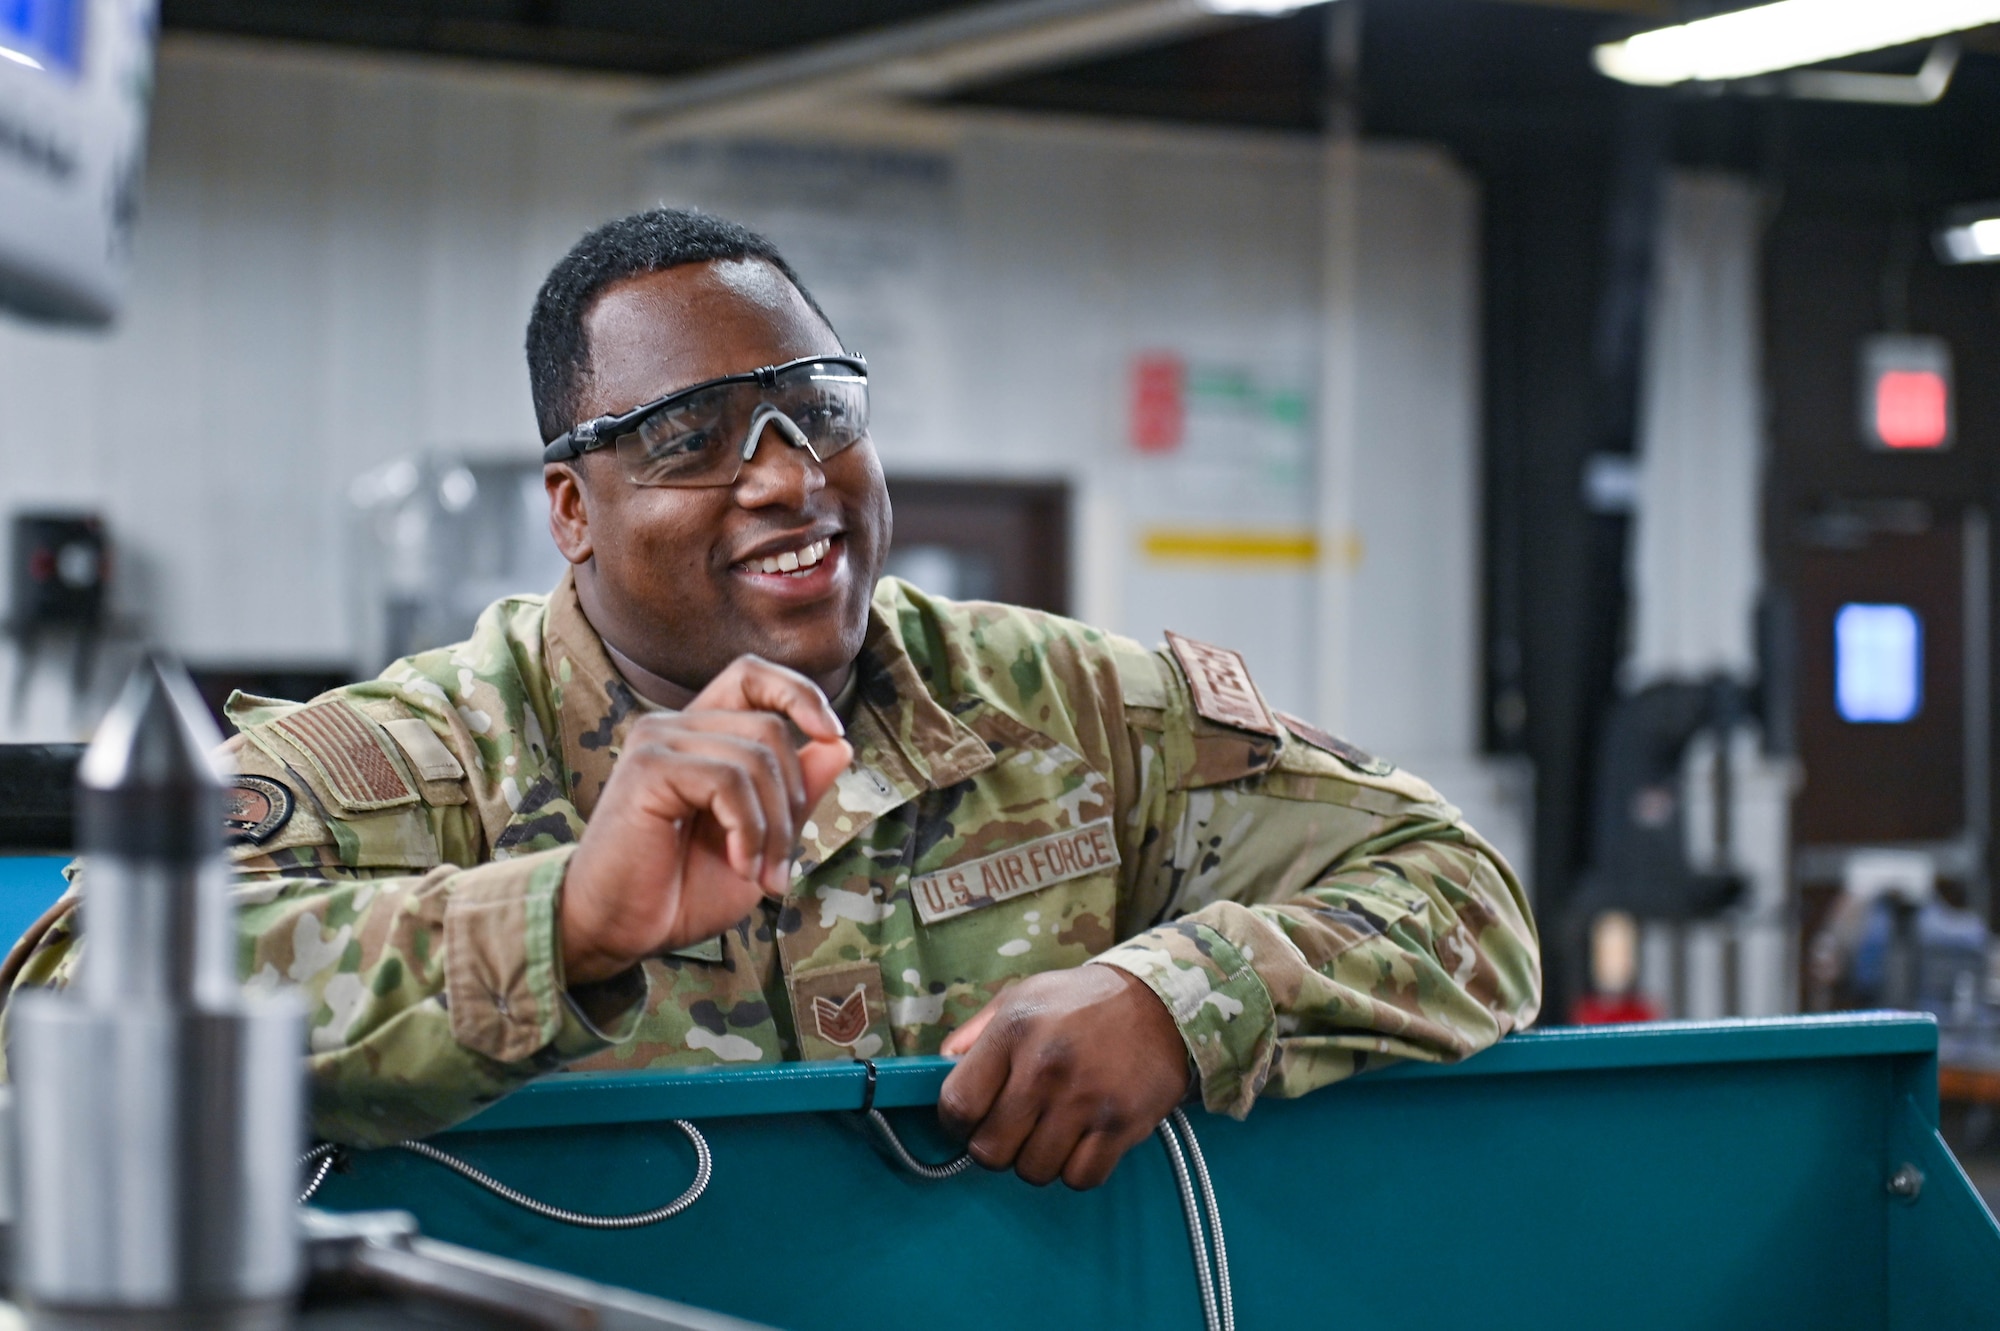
[812,983,870,1048]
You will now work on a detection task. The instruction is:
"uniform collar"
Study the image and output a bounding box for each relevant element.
[794,599,995,871]
[541,569,993,844]
[543,568,652,820]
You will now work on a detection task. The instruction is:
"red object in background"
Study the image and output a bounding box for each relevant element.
[1571,993,1661,1026]
[1130,353,1185,453]
[1874,370,1951,450]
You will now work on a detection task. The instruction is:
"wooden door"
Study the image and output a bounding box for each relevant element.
[882,479,1070,615]
[1792,522,1965,848]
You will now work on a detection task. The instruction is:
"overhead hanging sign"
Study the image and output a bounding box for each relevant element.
[0,0,159,326]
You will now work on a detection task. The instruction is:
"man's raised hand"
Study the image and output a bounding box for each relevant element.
[560,656,852,986]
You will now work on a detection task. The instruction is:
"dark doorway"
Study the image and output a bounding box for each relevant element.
[1792,517,1970,850]
[883,479,1071,616]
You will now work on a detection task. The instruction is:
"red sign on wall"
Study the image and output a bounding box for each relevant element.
[1873,371,1950,450]
[1129,352,1185,453]
[1860,334,1954,452]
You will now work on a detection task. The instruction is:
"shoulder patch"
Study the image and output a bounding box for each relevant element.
[1111,639,1171,712]
[1276,710,1396,777]
[268,700,417,812]
[1166,631,1279,739]
[383,716,466,782]
[224,775,294,845]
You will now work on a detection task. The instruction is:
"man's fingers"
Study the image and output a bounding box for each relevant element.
[798,737,853,809]
[961,1064,1043,1174]
[939,999,998,1057]
[633,733,793,890]
[941,1003,1049,1173]
[685,730,796,892]
[654,752,770,885]
[1013,1106,1089,1188]
[689,655,845,743]
[658,712,849,831]
[640,710,808,815]
[936,1010,1012,1137]
[1059,1132,1127,1192]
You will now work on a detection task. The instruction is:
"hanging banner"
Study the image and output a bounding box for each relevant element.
[0,0,159,325]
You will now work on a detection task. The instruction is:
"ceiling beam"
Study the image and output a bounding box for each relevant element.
[1484,0,1671,16]
[623,0,1246,140]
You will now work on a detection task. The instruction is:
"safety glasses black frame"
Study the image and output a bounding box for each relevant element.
[541,354,870,465]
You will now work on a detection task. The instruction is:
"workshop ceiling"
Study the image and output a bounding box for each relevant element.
[158,1,1005,78]
[160,0,2000,200]
[153,1,1686,100]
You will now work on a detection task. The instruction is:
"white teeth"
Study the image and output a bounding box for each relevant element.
[748,538,831,577]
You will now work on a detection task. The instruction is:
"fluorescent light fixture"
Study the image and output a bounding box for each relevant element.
[1938,208,2000,264]
[0,43,45,71]
[1197,0,1331,15]
[1595,0,2000,87]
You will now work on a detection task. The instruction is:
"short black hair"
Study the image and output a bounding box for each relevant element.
[525,207,835,443]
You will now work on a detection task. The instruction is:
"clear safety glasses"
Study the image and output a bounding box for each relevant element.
[542,355,870,489]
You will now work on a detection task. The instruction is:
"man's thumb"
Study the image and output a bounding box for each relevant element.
[799,737,853,808]
[940,999,999,1057]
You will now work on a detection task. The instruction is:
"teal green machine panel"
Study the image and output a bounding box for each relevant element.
[314,1013,2000,1330]
[0,857,66,946]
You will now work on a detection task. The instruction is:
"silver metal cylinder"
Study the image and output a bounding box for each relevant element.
[10,658,304,1329]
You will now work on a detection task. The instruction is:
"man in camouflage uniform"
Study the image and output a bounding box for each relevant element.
[5,209,1540,1190]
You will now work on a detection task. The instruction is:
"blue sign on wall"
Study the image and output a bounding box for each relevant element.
[1,0,85,78]
[1836,602,1923,724]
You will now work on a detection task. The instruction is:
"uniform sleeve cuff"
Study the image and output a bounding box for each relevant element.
[553,966,651,1057]
[442,846,578,1062]
[1091,921,1277,1119]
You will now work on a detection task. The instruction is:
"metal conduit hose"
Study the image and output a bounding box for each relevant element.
[299,1062,1233,1331]
[854,1062,1234,1331]
[299,1120,713,1229]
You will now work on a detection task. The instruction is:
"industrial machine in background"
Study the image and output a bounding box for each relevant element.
[2,508,350,741]
[7,512,113,727]
[1569,676,1763,1022]
[347,456,568,674]
[1576,677,1754,924]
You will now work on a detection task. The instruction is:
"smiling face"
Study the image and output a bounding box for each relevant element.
[545,258,891,699]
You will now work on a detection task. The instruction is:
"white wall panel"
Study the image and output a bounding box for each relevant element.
[1345,146,1482,760]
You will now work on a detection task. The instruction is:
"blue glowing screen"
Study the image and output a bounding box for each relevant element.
[1,0,83,77]
[1836,603,1923,724]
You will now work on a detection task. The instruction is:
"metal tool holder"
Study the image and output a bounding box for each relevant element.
[9,659,303,1331]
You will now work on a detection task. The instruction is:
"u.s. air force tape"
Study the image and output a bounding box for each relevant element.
[910,818,1121,925]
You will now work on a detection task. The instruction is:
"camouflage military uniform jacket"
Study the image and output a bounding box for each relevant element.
[7,573,1540,1145]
